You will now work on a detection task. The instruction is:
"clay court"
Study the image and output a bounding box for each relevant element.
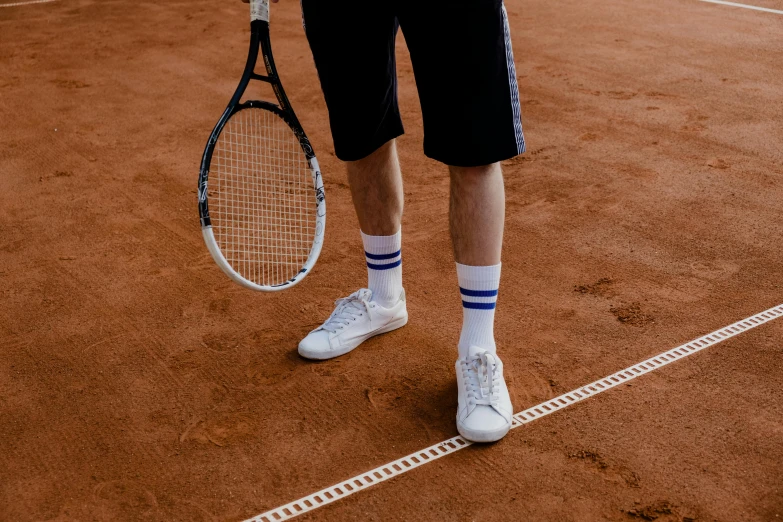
[2,0,782,520]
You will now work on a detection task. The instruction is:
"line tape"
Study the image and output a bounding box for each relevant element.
[245,303,783,522]
[700,0,783,15]
[0,0,56,6]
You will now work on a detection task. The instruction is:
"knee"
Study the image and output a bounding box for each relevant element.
[449,162,501,182]
[347,139,397,169]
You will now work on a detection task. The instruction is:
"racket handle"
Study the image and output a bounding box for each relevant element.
[250,0,269,22]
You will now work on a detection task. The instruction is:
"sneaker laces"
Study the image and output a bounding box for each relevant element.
[318,289,373,334]
[461,351,501,409]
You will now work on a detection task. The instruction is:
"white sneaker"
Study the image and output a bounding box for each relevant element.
[455,346,513,443]
[298,288,408,360]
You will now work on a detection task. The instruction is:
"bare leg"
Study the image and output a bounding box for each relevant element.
[346,139,404,235]
[449,162,505,265]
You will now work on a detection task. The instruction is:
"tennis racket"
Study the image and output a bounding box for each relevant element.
[198,0,325,291]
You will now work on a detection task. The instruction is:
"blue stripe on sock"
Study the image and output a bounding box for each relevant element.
[367,259,402,271]
[365,250,401,260]
[459,287,498,297]
[462,301,496,310]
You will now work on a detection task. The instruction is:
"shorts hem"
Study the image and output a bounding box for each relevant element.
[423,143,526,168]
[334,127,404,162]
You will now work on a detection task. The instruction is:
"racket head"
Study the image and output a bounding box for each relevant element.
[199,100,325,292]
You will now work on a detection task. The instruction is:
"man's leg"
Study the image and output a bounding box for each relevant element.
[450,162,504,358]
[449,162,504,266]
[298,1,408,360]
[397,0,522,442]
[347,140,405,308]
[346,139,403,236]
[449,162,512,443]
[298,138,408,359]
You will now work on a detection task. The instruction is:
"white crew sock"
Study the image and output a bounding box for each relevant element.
[361,229,402,307]
[456,262,501,358]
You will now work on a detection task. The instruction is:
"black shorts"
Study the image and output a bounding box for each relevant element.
[300,0,526,167]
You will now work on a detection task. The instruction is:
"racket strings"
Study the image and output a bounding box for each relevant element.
[210,107,314,286]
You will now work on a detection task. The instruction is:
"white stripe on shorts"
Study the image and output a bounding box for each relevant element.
[501,3,526,154]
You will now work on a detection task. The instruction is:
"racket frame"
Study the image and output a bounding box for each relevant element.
[198,16,325,292]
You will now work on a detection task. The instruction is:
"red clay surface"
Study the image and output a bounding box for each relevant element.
[2,0,782,520]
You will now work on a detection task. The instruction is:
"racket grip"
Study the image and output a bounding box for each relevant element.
[250,0,269,22]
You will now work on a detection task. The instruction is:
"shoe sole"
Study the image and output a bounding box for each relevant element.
[298,313,408,361]
[457,422,511,443]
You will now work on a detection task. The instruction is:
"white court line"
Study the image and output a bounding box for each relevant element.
[0,0,56,7]
[700,0,783,15]
[246,303,783,522]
